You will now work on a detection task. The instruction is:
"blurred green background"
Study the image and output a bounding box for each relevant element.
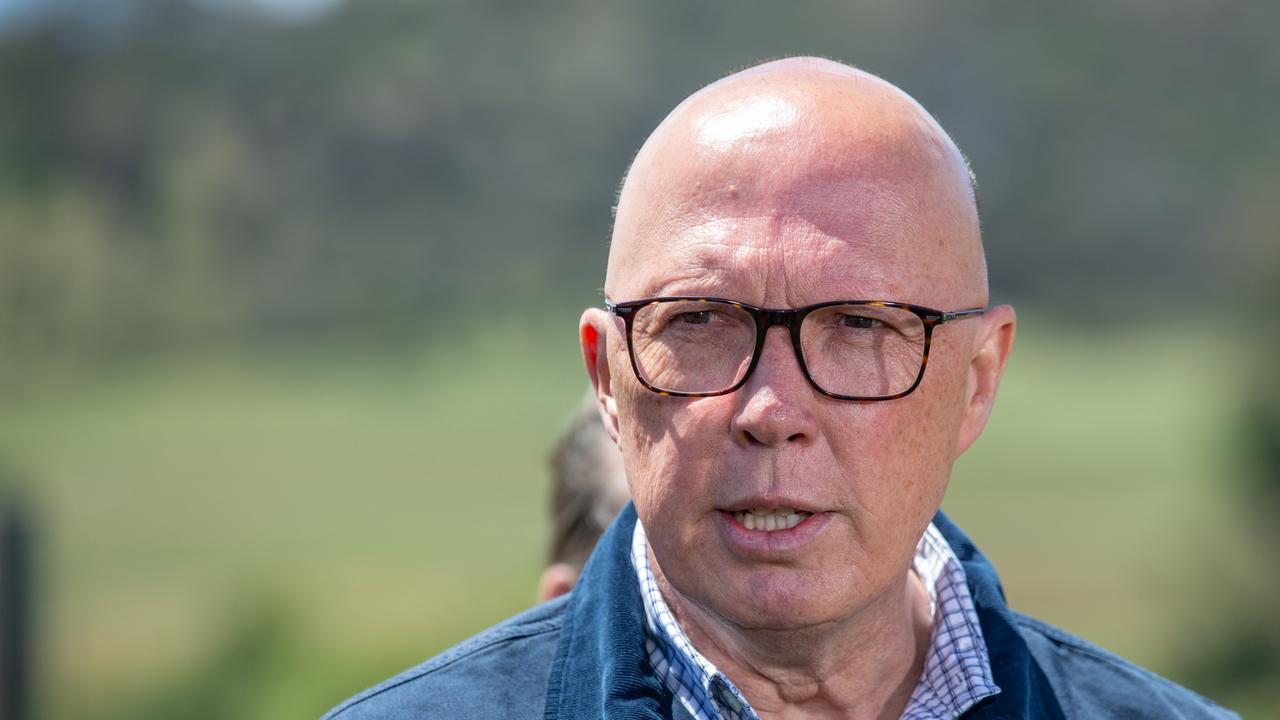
[0,1,1277,718]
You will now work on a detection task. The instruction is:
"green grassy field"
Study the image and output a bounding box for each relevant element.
[0,315,1268,718]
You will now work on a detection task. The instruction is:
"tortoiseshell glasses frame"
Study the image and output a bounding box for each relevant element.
[605,297,986,401]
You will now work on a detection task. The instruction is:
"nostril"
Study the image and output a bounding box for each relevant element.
[787,432,805,442]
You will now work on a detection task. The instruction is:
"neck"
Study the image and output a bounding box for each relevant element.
[649,545,933,720]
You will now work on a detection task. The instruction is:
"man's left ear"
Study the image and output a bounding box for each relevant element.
[954,304,1016,458]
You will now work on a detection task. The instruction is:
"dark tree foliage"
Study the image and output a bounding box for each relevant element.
[0,0,1277,365]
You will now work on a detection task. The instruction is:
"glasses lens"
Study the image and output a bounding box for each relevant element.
[630,300,755,394]
[800,304,926,398]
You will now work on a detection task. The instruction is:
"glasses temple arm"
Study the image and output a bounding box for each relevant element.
[938,308,987,322]
[605,301,636,317]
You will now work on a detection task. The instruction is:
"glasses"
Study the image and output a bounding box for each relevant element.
[606,297,985,401]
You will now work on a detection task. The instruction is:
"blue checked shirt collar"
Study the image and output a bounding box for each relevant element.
[631,520,1001,720]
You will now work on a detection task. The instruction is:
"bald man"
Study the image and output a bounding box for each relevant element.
[324,58,1236,720]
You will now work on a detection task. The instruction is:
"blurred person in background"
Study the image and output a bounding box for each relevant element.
[538,393,630,602]
[324,57,1237,720]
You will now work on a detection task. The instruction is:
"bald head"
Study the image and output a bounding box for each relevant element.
[580,59,1018,655]
[607,57,986,307]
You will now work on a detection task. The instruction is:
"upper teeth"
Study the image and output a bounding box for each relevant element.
[733,507,812,531]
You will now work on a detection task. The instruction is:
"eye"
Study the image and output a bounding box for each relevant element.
[675,310,714,325]
[840,314,884,330]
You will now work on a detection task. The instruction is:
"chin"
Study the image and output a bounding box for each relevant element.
[714,569,851,631]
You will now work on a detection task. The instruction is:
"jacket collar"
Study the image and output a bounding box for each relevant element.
[543,502,671,719]
[544,504,1065,719]
[930,511,1067,720]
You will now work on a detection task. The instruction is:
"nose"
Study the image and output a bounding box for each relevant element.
[730,326,819,448]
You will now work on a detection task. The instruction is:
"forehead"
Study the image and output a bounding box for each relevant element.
[607,78,979,308]
[626,210,922,307]
[611,151,966,308]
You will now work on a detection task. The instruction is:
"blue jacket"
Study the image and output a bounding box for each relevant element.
[324,505,1237,719]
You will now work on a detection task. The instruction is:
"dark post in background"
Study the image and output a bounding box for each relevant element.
[0,476,31,720]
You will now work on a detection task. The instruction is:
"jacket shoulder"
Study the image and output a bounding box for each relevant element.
[322,596,569,720]
[1012,612,1238,719]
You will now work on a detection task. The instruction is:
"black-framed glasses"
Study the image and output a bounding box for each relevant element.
[606,297,985,401]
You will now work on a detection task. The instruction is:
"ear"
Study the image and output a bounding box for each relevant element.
[537,563,579,602]
[580,308,620,443]
[953,304,1016,458]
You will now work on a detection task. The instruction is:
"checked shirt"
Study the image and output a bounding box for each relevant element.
[632,520,1001,720]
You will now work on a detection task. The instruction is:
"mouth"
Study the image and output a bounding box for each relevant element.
[729,507,815,532]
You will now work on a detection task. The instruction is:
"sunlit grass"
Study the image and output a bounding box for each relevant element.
[949,317,1245,671]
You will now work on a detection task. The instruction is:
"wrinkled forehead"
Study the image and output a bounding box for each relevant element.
[606,69,983,306]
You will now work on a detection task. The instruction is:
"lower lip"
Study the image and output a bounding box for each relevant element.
[718,510,831,557]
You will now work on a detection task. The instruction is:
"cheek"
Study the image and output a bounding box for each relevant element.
[612,379,738,562]
[611,346,704,521]
[831,379,965,528]
[609,332,666,441]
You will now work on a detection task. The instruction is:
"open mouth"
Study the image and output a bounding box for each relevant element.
[730,507,814,532]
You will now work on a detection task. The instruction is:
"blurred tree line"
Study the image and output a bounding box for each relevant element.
[1,0,1277,376]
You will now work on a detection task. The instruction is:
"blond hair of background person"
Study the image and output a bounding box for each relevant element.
[539,393,629,602]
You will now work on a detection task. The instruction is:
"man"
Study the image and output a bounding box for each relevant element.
[539,393,630,601]
[324,57,1236,719]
